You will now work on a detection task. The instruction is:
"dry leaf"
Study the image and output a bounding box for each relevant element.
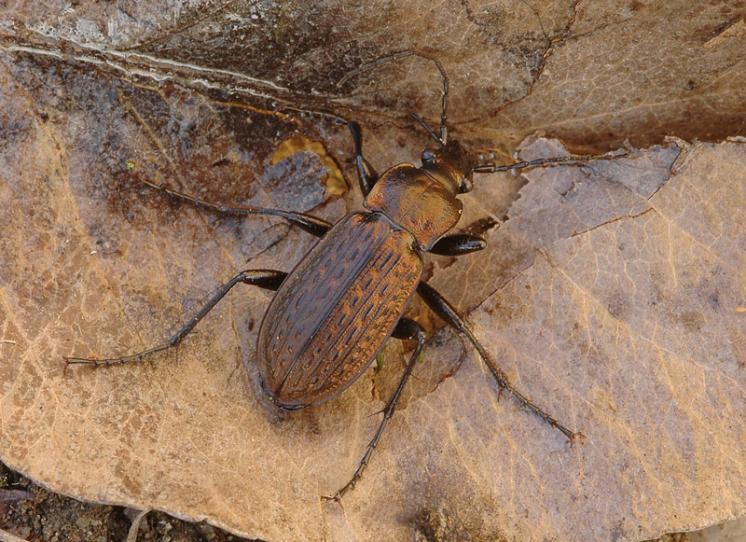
[1,2,745,541]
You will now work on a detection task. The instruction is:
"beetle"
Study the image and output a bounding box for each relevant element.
[66,51,595,500]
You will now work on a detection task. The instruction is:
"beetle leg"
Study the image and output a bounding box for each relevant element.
[416,282,581,442]
[345,120,379,196]
[64,269,287,368]
[331,318,426,500]
[137,178,331,237]
[429,234,486,256]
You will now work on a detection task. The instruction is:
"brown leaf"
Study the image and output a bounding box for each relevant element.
[0,2,744,541]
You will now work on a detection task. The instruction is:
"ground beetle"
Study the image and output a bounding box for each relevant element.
[66,51,605,499]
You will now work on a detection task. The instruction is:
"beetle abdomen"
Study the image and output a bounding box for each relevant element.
[256,212,423,408]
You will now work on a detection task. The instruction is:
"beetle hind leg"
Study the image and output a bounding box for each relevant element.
[64,269,287,368]
[329,318,426,501]
[416,281,581,442]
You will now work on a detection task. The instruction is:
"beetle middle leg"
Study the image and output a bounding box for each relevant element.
[416,282,580,442]
[331,317,426,500]
[64,269,287,367]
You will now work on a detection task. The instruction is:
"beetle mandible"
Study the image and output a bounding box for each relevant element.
[66,51,597,500]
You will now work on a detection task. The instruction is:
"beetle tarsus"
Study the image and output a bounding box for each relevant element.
[480,356,577,441]
[63,345,169,368]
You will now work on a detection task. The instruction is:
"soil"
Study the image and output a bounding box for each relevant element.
[0,462,259,542]
[2,460,743,542]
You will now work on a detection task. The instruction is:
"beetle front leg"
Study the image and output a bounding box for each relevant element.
[64,269,287,368]
[330,318,426,500]
[416,282,581,442]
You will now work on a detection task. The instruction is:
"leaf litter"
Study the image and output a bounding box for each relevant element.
[0,2,745,541]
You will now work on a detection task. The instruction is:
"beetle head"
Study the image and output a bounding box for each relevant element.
[420,138,475,194]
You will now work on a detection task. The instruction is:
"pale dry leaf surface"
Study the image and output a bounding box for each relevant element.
[0,2,744,541]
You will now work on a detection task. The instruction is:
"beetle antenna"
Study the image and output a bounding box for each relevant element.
[337,50,450,142]
[410,112,445,146]
[473,149,629,173]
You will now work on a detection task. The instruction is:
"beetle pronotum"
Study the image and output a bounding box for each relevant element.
[67,51,612,499]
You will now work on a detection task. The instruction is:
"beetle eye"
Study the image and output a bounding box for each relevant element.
[459,177,473,193]
[421,150,435,164]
